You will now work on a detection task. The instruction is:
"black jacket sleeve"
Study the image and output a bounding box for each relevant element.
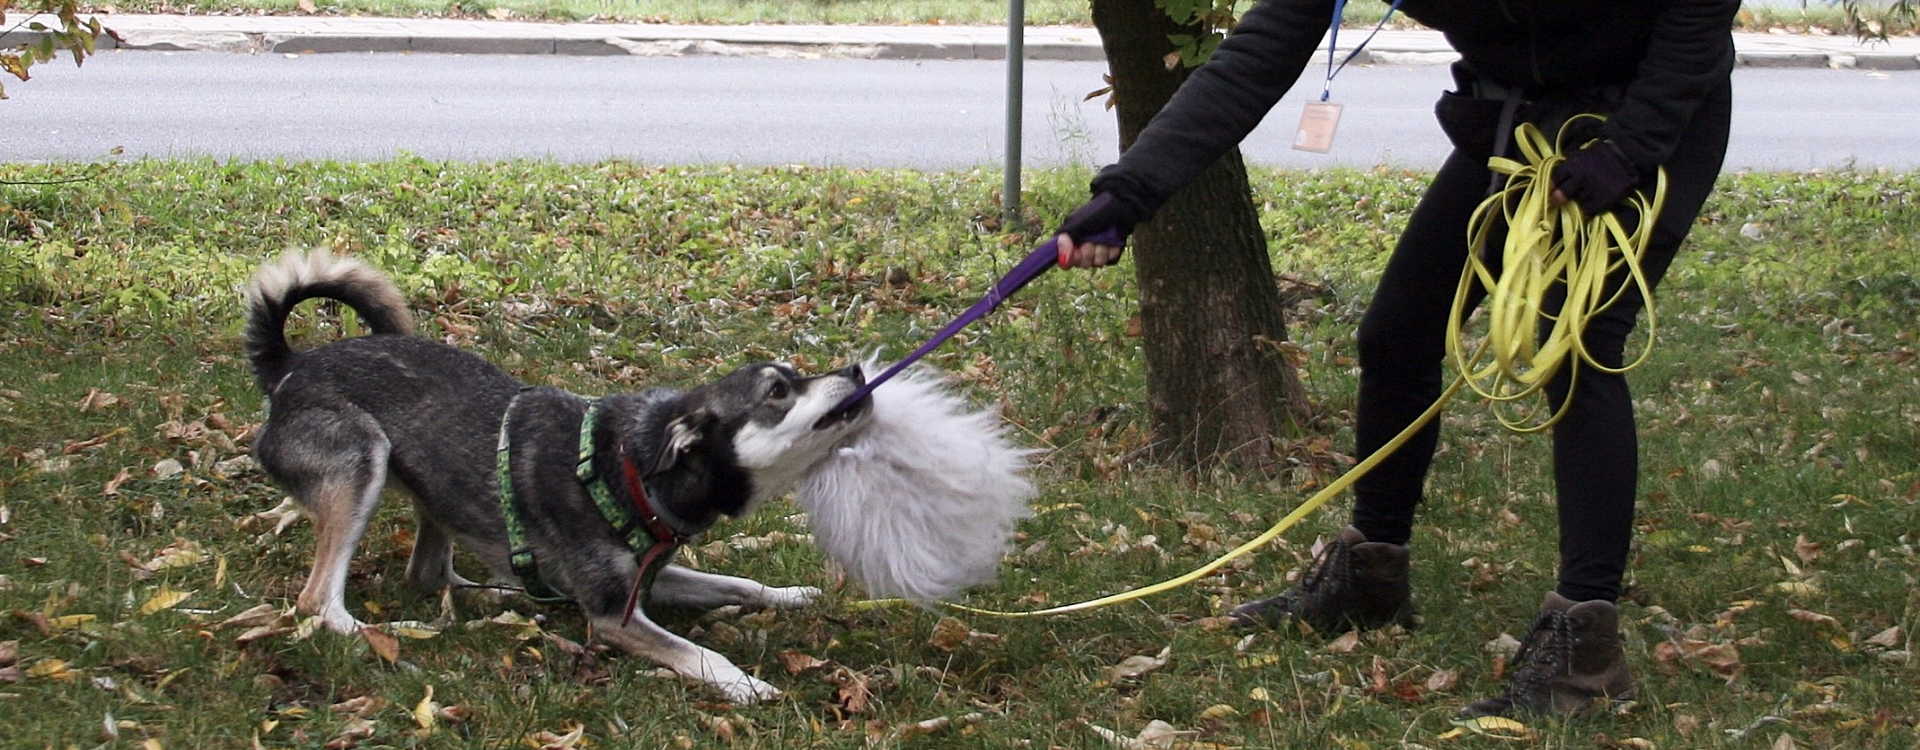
[1600,0,1739,171]
[1090,0,1336,218]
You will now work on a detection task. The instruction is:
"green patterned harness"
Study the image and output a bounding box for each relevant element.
[495,389,710,619]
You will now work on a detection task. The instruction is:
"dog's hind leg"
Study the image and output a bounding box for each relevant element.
[404,510,478,595]
[591,612,783,704]
[648,565,819,611]
[262,414,392,635]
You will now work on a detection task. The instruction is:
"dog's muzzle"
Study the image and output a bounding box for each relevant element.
[812,365,870,431]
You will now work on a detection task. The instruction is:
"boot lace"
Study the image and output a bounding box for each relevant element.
[1285,537,1355,604]
[1503,608,1590,699]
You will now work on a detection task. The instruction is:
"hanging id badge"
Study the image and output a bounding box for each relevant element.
[1293,101,1342,153]
[1294,0,1400,154]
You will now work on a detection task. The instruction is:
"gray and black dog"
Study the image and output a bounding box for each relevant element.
[243,250,871,702]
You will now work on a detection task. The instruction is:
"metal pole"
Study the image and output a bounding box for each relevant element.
[1003,0,1025,229]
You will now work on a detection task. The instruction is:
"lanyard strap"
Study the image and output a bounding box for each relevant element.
[1320,0,1406,102]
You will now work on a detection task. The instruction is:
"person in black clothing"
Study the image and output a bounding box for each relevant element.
[1053,0,1738,718]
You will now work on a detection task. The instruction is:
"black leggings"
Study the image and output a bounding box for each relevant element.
[1347,78,1732,604]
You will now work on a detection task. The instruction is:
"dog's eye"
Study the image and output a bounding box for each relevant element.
[767,380,790,400]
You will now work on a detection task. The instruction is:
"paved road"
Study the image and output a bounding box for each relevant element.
[4,51,1917,171]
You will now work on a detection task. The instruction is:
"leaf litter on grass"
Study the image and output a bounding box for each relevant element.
[1,162,1915,749]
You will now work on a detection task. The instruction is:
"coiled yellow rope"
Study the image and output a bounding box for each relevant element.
[855,115,1667,618]
[1450,114,1668,432]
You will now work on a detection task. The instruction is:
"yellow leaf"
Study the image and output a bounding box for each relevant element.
[1248,687,1272,702]
[48,614,98,630]
[1774,580,1822,596]
[1450,715,1533,739]
[413,685,438,732]
[144,541,207,572]
[1236,653,1280,668]
[140,588,192,616]
[379,622,441,640]
[139,740,162,750]
[214,555,228,589]
[27,659,72,679]
[1198,704,1239,720]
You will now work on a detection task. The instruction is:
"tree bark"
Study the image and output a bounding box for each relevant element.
[1091,0,1311,470]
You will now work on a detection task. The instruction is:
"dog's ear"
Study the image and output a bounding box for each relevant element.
[651,407,714,476]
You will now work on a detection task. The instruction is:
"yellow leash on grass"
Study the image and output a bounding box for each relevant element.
[854,115,1667,618]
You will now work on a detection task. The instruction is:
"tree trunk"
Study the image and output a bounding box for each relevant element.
[1091,0,1311,470]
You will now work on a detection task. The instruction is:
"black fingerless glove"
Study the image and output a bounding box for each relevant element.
[1054,192,1144,247]
[1551,141,1641,215]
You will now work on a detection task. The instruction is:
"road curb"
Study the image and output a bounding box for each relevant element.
[4,16,1914,68]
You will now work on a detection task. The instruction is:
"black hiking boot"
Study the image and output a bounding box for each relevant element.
[1460,591,1635,718]
[1228,525,1413,633]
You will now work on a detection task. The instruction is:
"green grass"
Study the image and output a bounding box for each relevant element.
[2,160,1917,749]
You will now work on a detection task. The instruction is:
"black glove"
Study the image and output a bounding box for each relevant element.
[1551,141,1641,215]
[1054,192,1143,249]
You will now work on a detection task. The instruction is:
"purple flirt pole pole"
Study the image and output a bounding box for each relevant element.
[836,229,1125,411]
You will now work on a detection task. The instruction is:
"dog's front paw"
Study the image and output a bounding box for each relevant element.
[763,585,820,610]
[717,674,784,704]
[321,610,365,635]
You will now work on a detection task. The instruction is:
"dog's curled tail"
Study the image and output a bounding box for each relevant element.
[244,249,413,394]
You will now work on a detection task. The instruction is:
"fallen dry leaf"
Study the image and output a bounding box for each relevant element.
[324,717,376,750]
[77,389,123,411]
[895,713,980,740]
[1426,668,1459,692]
[777,649,827,674]
[219,604,289,630]
[1653,638,1743,681]
[361,628,400,663]
[1103,646,1172,685]
[1793,535,1823,563]
[241,498,306,536]
[143,541,208,572]
[0,640,15,668]
[829,666,873,714]
[1450,715,1533,740]
[1090,719,1198,749]
[926,617,999,652]
[526,725,583,748]
[1484,632,1522,657]
[1325,630,1362,654]
[27,658,74,680]
[330,696,387,716]
[139,588,192,616]
[1786,609,1838,628]
[412,685,437,734]
[1864,626,1902,649]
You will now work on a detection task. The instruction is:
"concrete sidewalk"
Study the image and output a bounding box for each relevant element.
[38,13,1920,69]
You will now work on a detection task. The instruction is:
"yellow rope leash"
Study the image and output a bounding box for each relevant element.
[1450,114,1668,432]
[854,115,1667,618]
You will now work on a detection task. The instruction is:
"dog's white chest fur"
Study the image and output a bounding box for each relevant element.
[795,364,1036,602]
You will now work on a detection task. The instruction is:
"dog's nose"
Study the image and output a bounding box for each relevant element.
[835,364,867,386]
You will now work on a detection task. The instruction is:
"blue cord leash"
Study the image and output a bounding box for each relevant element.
[1319,0,1407,102]
[836,228,1124,410]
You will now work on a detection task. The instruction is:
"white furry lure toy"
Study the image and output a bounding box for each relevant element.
[795,362,1036,602]
[790,235,1110,602]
